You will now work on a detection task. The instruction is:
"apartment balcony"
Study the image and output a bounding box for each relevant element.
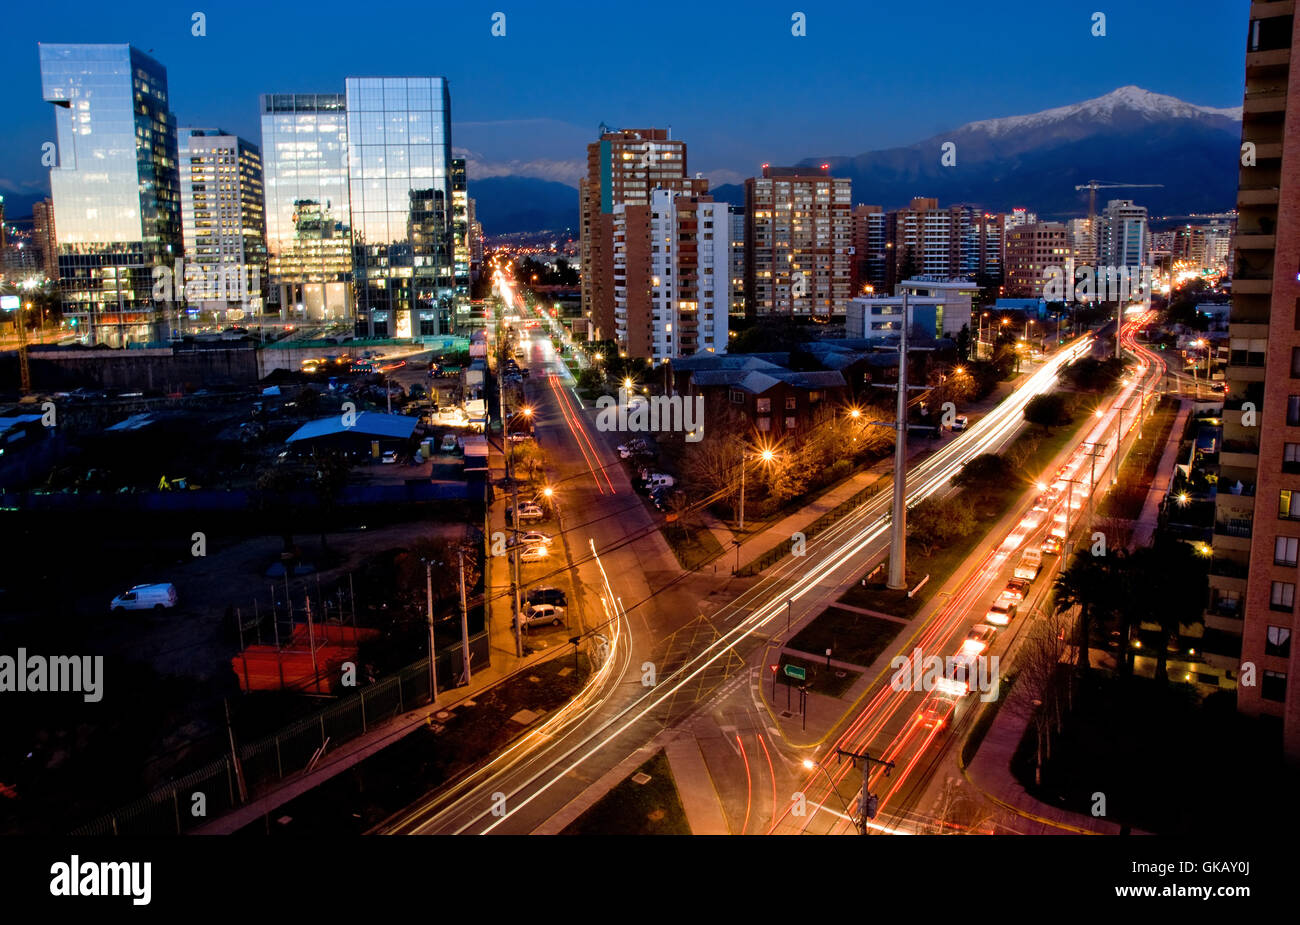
[1231,278,1274,296]
[1238,187,1281,206]
[1226,362,1267,382]
[1244,90,1288,114]
[1245,46,1290,76]
[1209,556,1250,581]
[1204,609,1244,635]
[1234,234,1277,251]
[1227,321,1270,340]
[1221,439,1260,471]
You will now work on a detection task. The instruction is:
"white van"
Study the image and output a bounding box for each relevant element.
[111,583,178,612]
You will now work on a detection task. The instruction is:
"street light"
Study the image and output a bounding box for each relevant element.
[801,758,857,831]
[735,446,779,572]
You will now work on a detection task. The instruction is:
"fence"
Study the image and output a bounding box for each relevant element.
[67,640,490,836]
[736,479,885,577]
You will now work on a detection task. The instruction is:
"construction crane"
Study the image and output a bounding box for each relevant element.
[1074,180,1164,263]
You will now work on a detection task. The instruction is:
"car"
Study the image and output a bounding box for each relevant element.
[519,544,550,563]
[917,698,956,729]
[1000,579,1030,604]
[522,603,565,627]
[509,531,552,548]
[963,623,997,655]
[440,434,459,453]
[512,502,545,522]
[526,587,567,607]
[381,450,399,464]
[1041,535,1064,556]
[986,599,1018,627]
[111,583,178,612]
[951,414,969,432]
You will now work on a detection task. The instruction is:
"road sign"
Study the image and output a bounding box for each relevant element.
[783,664,806,681]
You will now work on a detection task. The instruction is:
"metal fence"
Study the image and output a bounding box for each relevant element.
[736,480,885,577]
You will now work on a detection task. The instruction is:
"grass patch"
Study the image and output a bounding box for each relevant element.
[841,411,1094,619]
[775,652,861,698]
[234,657,591,835]
[665,518,726,571]
[788,606,903,668]
[960,674,1015,768]
[1097,396,1178,520]
[561,750,690,835]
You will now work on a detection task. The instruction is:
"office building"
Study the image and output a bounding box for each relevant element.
[40,43,182,345]
[260,93,352,322]
[345,77,455,338]
[452,157,471,299]
[744,165,852,318]
[729,204,746,315]
[1209,1,1300,762]
[177,128,267,320]
[845,277,976,341]
[611,185,728,362]
[580,128,689,340]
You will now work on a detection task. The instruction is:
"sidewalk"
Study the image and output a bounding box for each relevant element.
[1131,399,1189,548]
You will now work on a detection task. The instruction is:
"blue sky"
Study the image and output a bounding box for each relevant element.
[1,0,1250,201]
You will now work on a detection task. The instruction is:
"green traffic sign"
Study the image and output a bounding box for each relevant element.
[783,664,807,681]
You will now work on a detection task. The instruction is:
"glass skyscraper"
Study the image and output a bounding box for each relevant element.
[260,93,353,322]
[39,43,182,345]
[344,77,454,338]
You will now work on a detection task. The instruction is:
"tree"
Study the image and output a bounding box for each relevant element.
[1023,393,1070,434]
[575,367,604,393]
[1052,553,1113,673]
[907,496,976,556]
[951,453,1012,497]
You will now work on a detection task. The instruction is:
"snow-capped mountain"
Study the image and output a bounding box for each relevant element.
[797,86,1242,218]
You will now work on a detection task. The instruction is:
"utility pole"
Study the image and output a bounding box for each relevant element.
[888,291,909,590]
[426,561,438,703]
[835,747,895,834]
[458,546,471,685]
[1082,440,1107,534]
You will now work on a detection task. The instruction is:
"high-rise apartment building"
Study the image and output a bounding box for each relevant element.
[744,165,852,318]
[32,198,58,281]
[345,77,455,338]
[177,128,267,319]
[1004,222,1069,297]
[580,128,689,340]
[1210,1,1300,762]
[611,185,728,362]
[40,43,182,345]
[260,93,352,322]
[851,204,887,294]
[1096,198,1149,274]
[729,205,746,315]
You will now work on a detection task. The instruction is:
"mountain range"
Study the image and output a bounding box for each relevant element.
[712,86,1242,220]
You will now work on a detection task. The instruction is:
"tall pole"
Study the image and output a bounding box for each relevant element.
[888,292,909,590]
[736,457,746,574]
[458,547,471,685]
[426,561,438,702]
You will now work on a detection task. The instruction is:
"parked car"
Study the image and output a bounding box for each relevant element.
[526,587,567,607]
[512,502,545,522]
[951,414,969,432]
[508,531,552,548]
[523,603,565,627]
[519,544,550,562]
[111,583,178,612]
[381,450,399,464]
[441,434,459,453]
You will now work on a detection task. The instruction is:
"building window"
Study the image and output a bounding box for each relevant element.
[1289,396,1300,427]
[1270,581,1295,612]
[1281,490,1300,520]
[1286,444,1300,474]
[785,416,797,430]
[757,417,771,432]
[1267,626,1292,658]
[1292,347,1300,378]
[756,398,771,413]
[1262,670,1287,703]
[1277,536,1300,566]
[785,396,797,411]
[729,389,744,404]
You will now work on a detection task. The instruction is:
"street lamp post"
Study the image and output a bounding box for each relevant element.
[888,292,910,590]
[735,447,776,573]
